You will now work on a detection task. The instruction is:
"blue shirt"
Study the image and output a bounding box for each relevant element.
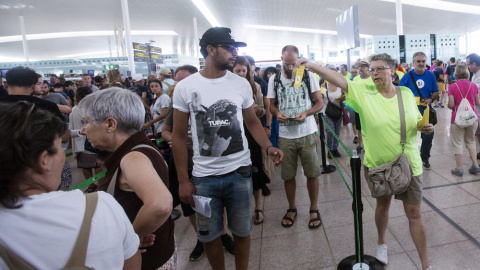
[399,70,439,115]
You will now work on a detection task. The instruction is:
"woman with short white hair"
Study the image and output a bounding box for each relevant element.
[79,88,176,269]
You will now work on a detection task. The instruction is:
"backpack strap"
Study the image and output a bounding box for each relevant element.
[63,192,99,268]
[273,71,283,106]
[0,243,36,270]
[163,81,171,87]
[303,70,315,105]
[0,193,99,270]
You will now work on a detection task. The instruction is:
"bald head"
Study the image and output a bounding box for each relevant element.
[281,45,299,79]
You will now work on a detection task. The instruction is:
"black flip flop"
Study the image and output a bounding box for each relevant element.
[281,208,297,228]
[254,209,264,225]
[308,209,322,229]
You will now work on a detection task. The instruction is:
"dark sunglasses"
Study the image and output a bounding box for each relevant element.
[216,44,238,53]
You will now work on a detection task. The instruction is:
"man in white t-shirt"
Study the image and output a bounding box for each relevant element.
[267,45,324,230]
[172,27,283,270]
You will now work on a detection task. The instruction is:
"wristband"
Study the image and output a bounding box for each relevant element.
[266,145,273,156]
[265,126,271,130]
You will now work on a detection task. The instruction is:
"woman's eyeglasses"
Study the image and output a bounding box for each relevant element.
[368,66,389,74]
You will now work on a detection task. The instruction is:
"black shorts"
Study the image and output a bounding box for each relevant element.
[355,112,361,131]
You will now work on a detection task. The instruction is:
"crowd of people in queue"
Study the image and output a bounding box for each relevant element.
[3,26,480,270]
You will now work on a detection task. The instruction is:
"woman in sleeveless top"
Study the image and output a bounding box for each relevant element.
[79,88,176,270]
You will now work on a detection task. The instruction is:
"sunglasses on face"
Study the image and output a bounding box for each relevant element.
[216,44,238,53]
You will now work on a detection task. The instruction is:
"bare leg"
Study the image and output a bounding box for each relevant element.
[253,190,262,210]
[283,178,297,226]
[468,147,478,167]
[253,190,263,222]
[233,234,250,270]
[189,214,197,231]
[375,196,393,244]
[358,130,363,148]
[306,177,320,227]
[352,124,358,136]
[82,168,93,180]
[454,154,463,170]
[204,237,225,270]
[404,203,429,270]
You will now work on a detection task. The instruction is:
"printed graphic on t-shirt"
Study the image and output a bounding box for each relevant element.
[416,79,425,89]
[277,83,308,126]
[190,92,244,157]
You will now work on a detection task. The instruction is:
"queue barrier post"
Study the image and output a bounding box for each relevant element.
[317,112,336,174]
[337,151,384,270]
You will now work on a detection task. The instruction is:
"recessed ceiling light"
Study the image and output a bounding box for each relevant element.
[0,30,178,43]
[245,24,372,38]
[379,0,480,15]
[192,0,220,27]
[56,51,111,59]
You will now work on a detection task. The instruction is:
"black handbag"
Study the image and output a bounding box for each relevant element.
[325,91,343,120]
[408,72,437,125]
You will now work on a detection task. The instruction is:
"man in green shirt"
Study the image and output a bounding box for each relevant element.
[340,64,352,80]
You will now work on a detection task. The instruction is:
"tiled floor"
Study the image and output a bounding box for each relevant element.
[67,106,480,269]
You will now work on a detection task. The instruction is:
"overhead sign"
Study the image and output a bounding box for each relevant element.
[133,42,163,63]
[104,64,119,70]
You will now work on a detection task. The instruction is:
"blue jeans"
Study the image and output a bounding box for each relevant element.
[420,131,434,163]
[191,171,253,243]
[324,114,342,151]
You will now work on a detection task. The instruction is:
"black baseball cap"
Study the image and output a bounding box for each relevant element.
[199,27,247,48]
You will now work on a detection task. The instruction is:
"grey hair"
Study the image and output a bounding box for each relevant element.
[78,87,145,135]
[412,51,426,60]
[369,53,397,68]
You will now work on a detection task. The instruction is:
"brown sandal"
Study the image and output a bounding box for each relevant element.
[254,209,264,225]
[281,208,297,227]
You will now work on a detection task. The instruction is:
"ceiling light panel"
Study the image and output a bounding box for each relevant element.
[379,0,480,15]
[0,30,178,43]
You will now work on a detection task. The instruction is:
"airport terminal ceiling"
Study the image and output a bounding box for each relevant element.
[0,0,480,62]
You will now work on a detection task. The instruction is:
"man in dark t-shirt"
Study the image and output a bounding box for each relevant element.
[0,67,64,121]
[0,67,71,190]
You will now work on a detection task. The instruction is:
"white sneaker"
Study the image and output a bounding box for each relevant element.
[425,267,432,270]
[376,244,388,264]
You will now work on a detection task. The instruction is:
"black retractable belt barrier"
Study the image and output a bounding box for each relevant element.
[317,112,336,174]
[338,152,384,270]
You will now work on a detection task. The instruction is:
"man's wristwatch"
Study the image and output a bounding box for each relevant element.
[265,126,271,130]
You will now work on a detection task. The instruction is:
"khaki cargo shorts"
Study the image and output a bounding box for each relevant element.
[278,133,321,181]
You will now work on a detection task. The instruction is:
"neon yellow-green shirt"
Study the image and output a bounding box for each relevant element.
[345,80,423,176]
[353,75,375,86]
[343,72,352,80]
[396,70,404,80]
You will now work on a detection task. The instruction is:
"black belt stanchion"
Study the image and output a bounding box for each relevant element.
[318,112,336,174]
[338,151,384,270]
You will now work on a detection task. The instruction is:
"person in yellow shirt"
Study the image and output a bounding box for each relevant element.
[340,64,352,80]
[297,53,433,270]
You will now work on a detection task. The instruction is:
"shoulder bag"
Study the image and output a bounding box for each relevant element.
[365,87,414,197]
[409,71,437,125]
[325,91,343,120]
[454,82,477,128]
